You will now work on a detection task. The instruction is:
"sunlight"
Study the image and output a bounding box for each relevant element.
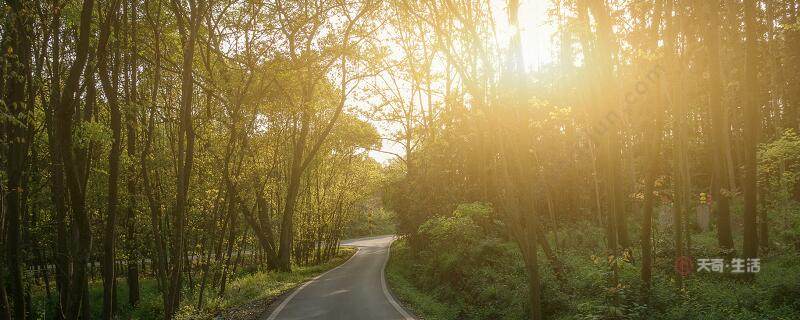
[10,0,796,318]
[368,0,556,164]
[494,0,557,70]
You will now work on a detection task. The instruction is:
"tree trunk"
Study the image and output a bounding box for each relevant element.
[3,1,33,318]
[640,89,663,300]
[98,0,123,317]
[705,0,735,251]
[142,0,167,293]
[786,2,800,202]
[522,232,542,320]
[124,0,141,305]
[45,3,71,316]
[742,0,760,260]
[243,194,279,270]
[218,198,238,296]
[54,1,95,318]
[164,1,201,317]
[278,114,309,272]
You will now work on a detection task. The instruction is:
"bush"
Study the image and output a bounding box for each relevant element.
[394,203,529,319]
[390,202,800,320]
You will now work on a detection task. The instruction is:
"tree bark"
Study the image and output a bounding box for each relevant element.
[124,0,141,306]
[3,0,34,318]
[54,0,95,318]
[98,0,123,317]
[742,0,760,260]
[164,1,201,317]
[640,87,663,300]
[704,0,735,251]
[44,2,71,316]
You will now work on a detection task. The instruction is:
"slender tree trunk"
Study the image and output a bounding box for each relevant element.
[45,3,71,316]
[3,1,33,318]
[785,2,800,202]
[742,0,760,260]
[663,0,690,285]
[640,88,663,300]
[0,286,8,320]
[98,0,123,317]
[54,1,95,317]
[218,198,238,296]
[705,0,735,251]
[641,0,668,297]
[124,0,141,306]
[164,1,201,317]
[522,231,542,320]
[142,0,167,292]
[278,116,309,271]
[243,194,279,270]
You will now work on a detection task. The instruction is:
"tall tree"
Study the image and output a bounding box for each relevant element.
[164,0,203,317]
[51,0,96,318]
[704,0,735,251]
[2,0,34,318]
[742,0,761,259]
[123,0,141,306]
[275,0,377,271]
[641,0,667,298]
[97,0,124,317]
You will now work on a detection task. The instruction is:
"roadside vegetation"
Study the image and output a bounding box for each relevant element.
[388,204,800,320]
[31,248,354,320]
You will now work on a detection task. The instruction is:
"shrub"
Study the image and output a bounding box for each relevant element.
[401,203,528,319]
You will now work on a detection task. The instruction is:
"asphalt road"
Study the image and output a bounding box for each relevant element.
[265,235,415,320]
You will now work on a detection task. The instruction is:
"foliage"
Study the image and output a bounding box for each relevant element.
[345,206,397,238]
[4,0,385,317]
[391,203,529,319]
[758,129,800,203]
[386,240,461,320]
[390,208,800,320]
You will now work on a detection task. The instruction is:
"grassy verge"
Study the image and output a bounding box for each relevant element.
[31,247,356,320]
[199,247,356,319]
[386,239,459,320]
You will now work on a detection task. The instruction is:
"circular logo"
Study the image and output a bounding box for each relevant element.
[674,256,693,277]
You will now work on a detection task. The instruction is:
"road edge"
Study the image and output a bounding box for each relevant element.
[265,247,362,320]
[382,236,416,320]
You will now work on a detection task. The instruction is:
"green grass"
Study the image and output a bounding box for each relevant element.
[31,248,355,319]
[190,248,357,318]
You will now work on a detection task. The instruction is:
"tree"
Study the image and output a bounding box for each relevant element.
[163,0,203,317]
[742,0,761,260]
[52,0,97,318]
[97,0,124,317]
[272,0,379,271]
[2,0,34,318]
[704,0,735,252]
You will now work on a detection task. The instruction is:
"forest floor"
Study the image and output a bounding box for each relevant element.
[29,248,356,320]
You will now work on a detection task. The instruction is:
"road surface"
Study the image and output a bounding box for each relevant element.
[265,235,415,320]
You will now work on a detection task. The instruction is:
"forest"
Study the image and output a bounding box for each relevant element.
[1,0,799,319]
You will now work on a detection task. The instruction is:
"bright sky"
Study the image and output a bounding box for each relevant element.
[513,0,558,70]
[367,0,556,165]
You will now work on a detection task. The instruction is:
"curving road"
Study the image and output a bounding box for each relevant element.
[265,235,415,320]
